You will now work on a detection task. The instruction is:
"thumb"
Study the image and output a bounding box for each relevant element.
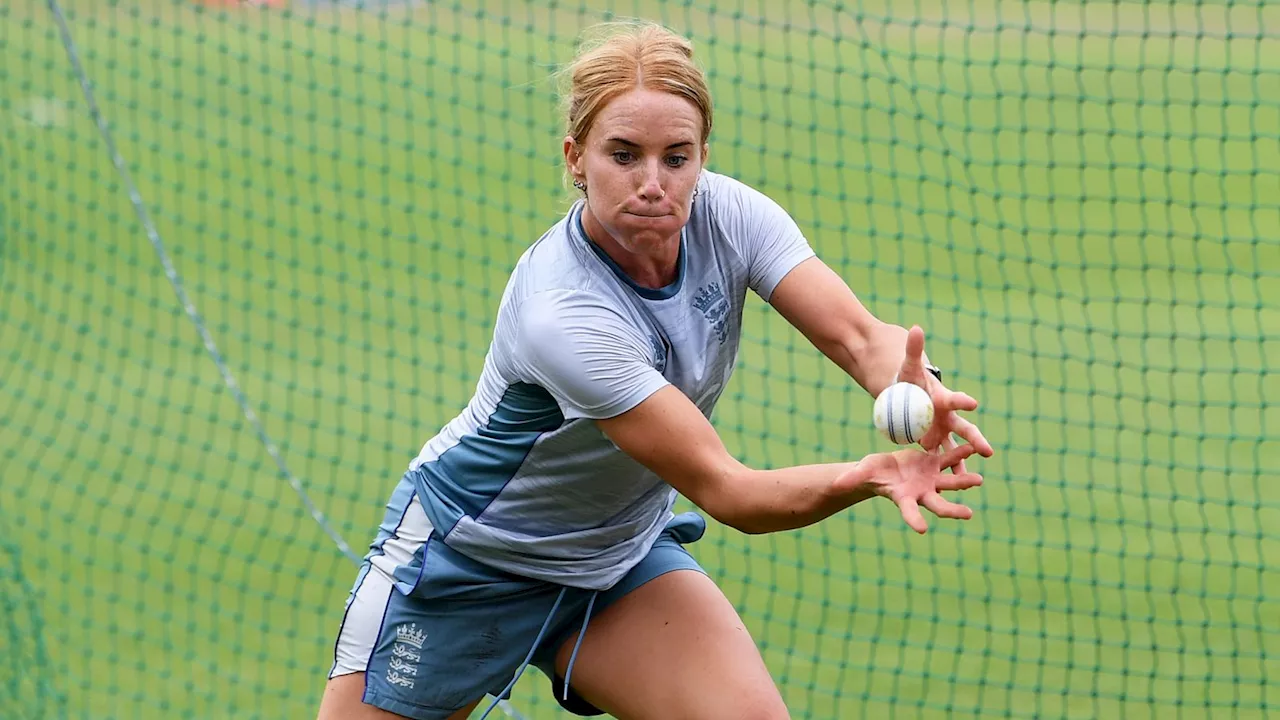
[900,325,926,376]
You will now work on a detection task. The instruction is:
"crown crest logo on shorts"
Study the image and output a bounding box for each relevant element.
[395,623,427,649]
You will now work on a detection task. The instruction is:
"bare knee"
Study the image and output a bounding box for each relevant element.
[552,570,792,720]
[752,702,791,720]
[716,690,790,720]
[645,690,788,720]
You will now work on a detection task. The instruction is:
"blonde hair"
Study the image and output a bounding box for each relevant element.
[562,21,713,146]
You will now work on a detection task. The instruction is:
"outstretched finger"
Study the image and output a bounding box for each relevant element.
[921,491,973,521]
[940,434,968,475]
[897,496,929,534]
[935,472,984,492]
[899,325,927,380]
[939,389,979,413]
[939,442,977,470]
[950,416,994,458]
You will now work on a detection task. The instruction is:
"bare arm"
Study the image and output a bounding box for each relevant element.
[596,385,981,535]
[767,257,994,460]
[767,257,915,398]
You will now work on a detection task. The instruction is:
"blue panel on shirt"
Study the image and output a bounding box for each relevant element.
[414,382,565,537]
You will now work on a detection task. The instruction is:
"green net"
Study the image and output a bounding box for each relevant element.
[3,1,1277,717]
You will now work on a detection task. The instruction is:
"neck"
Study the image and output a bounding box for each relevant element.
[580,204,681,289]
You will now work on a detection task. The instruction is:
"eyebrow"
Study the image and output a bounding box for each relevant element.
[606,137,694,150]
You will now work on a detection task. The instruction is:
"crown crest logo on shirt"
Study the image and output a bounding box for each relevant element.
[395,623,427,649]
[692,281,725,314]
[692,281,731,345]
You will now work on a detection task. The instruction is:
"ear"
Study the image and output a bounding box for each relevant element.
[563,135,584,182]
[701,142,710,166]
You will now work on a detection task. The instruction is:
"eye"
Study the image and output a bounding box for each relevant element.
[665,155,688,168]
[612,150,635,164]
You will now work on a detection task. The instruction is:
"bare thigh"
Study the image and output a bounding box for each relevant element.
[553,569,788,720]
[316,673,480,720]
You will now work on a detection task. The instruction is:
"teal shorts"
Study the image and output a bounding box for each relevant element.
[329,507,707,719]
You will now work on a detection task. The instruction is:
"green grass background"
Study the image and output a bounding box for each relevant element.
[2,1,1278,718]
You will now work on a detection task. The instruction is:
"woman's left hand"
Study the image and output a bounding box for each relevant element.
[894,325,994,474]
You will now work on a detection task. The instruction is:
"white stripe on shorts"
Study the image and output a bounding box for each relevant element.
[330,493,434,678]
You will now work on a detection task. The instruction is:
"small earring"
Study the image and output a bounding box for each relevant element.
[573,179,587,193]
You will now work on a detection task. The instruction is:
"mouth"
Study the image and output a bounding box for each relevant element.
[624,210,670,219]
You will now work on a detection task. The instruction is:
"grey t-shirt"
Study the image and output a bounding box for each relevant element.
[407,170,815,590]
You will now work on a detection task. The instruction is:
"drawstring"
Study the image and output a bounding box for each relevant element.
[562,590,598,701]
[477,587,568,720]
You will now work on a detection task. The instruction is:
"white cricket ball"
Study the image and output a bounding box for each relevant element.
[873,381,935,445]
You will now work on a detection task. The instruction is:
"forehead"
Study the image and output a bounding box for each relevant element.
[591,88,702,142]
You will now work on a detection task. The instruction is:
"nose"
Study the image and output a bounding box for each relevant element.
[637,160,666,201]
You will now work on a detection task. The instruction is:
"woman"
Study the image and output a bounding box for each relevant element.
[317,21,992,720]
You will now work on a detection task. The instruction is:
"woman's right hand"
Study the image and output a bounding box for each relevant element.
[856,444,985,534]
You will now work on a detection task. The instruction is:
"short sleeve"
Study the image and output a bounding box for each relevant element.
[703,173,816,301]
[510,290,670,421]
